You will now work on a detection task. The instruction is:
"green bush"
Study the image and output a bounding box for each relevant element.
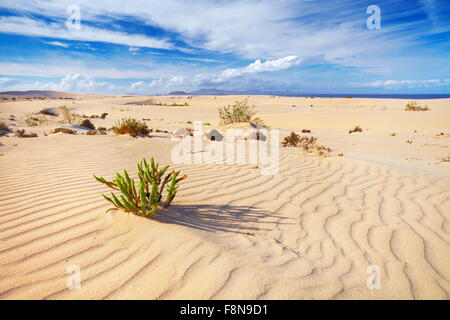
[94,158,187,217]
[112,118,149,137]
[405,100,429,111]
[218,99,264,125]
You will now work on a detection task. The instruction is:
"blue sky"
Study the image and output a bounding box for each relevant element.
[0,0,449,94]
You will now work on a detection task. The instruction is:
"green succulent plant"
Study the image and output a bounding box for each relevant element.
[94,158,186,217]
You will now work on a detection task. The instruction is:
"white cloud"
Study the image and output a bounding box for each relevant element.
[129,56,302,94]
[131,76,187,94]
[213,56,302,83]
[354,79,450,88]
[0,16,173,49]
[33,74,117,93]
[0,77,21,89]
[0,61,194,79]
[44,40,70,48]
[0,0,409,61]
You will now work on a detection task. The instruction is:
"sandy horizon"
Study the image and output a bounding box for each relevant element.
[0,94,449,299]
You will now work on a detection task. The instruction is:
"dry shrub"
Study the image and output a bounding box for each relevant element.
[86,129,106,135]
[59,105,73,124]
[348,126,363,134]
[25,114,48,126]
[405,100,429,111]
[15,129,38,138]
[441,155,450,163]
[112,118,149,137]
[282,132,301,147]
[80,119,95,130]
[0,122,10,136]
[39,108,58,116]
[51,128,77,134]
[302,129,311,133]
[218,99,264,126]
[282,132,332,156]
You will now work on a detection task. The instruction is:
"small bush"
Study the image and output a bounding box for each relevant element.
[0,122,10,136]
[50,128,77,134]
[390,133,397,136]
[94,157,187,217]
[39,108,58,116]
[100,113,108,119]
[282,132,331,156]
[169,102,189,106]
[80,119,95,130]
[348,126,363,134]
[302,129,311,133]
[218,99,264,126]
[441,155,450,163]
[282,132,301,147]
[25,114,48,127]
[112,118,149,137]
[15,129,38,138]
[59,106,73,124]
[405,100,429,111]
[97,126,107,131]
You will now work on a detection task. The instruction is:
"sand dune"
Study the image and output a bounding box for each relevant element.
[0,95,449,299]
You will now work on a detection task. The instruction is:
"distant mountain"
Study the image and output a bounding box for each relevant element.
[0,90,77,98]
[168,91,189,95]
[191,88,236,95]
[0,90,111,99]
[168,88,290,96]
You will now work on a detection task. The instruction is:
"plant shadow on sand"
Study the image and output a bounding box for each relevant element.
[154,204,294,234]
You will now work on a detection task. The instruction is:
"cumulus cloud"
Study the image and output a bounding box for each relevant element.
[129,56,302,94]
[34,74,117,93]
[213,56,302,83]
[131,76,189,94]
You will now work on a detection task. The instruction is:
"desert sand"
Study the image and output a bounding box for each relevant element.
[0,94,449,299]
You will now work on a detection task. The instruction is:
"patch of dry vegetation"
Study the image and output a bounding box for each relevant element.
[15,129,38,138]
[282,132,332,157]
[79,119,95,130]
[50,128,77,134]
[112,118,149,137]
[348,126,363,134]
[39,108,58,117]
[405,100,429,111]
[218,99,264,126]
[59,105,74,124]
[0,122,10,136]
